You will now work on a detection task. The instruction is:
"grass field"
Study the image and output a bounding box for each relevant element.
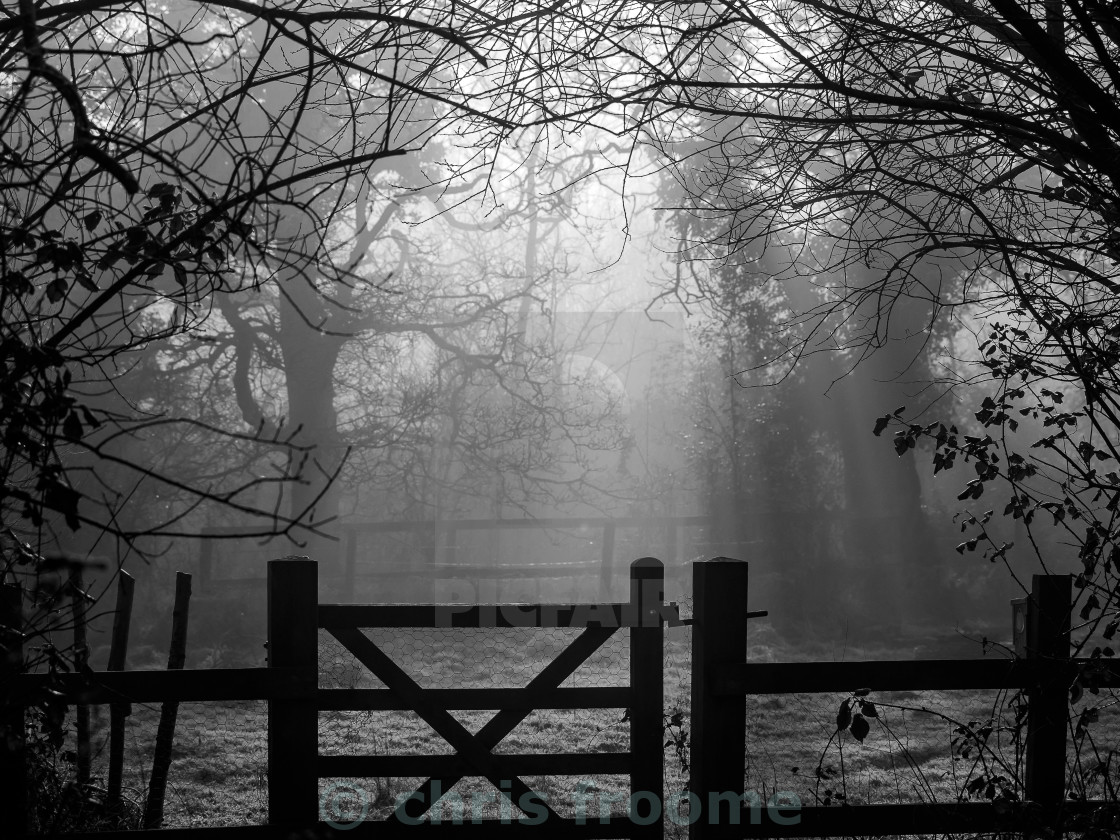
[35,619,1120,836]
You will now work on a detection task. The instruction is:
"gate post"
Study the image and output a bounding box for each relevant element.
[268,557,318,831]
[689,558,749,840]
[630,558,664,840]
[1024,573,1071,806]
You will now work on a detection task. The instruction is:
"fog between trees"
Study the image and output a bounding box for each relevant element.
[4,1,1117,652]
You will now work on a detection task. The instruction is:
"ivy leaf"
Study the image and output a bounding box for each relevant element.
[860,701,879,718]
[836,699,852,731]
[850,713,870,742]
[873,415,891,436]
[45,277,68,303]
[43,482,81,531]
[84,210,102,231]
[74,270,98,292]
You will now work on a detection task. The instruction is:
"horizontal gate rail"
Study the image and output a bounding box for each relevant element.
[317,686,630,710]
[319,752,634,777]
[25,819,642,840]
[740,801,1116,838]
[716,657,1120,694]
[318,602,675,628]
[9,667,306,704]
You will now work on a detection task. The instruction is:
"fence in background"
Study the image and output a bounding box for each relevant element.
[198,516,711,600]
[687,560,1120,839]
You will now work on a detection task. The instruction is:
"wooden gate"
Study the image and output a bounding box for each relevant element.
[267,557,678,838]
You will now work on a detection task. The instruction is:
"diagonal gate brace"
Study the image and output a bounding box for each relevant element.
[329,625,616,824]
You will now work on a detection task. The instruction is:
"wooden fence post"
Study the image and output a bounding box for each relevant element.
[1024,573,1071,806]
[630,557,664,840]
[689,558,749,840]
[600,523,616,600]
[1,583,26,840]
[267,557,318,831]
[106,570,135,811]
[143,571,192,829]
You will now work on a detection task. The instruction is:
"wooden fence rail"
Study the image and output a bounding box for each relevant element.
[687,558,1120,839]
[6,557,1120,839]
[198,516,711,599]
[4,557,675,840]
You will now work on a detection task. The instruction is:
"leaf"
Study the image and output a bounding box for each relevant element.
[836,699,852,731]
[850,714,870,742]
[148,182,176,197]
[172,263,188,287]
[83,211,102,231]
[872,415,891,436]
[74,270,98,292]
[62,411,82,441]
[853,687,871,697]
[43,482,81,531]
[860,701,878,718]
[45,277,68,303]
[893,406,906,416]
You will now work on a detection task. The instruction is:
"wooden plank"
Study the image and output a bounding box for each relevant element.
[337,819,637,838]
[11,666,306,704]
[319,751,633,777]
[734,801,1117,837]
[689,558,749,840]
[630,558,664,840]
[53,821,638,840]
[1025,573,1071,806]
[26,827,285,840]
[317,686,629,711]
[144,571,192,829]
[714,657,1073,695]
[47,802,1119,839]
[395,626,619,823]
[329,626,563,824]
[107,570,135,808]
[319,603,632,629]
[267,558,318,830]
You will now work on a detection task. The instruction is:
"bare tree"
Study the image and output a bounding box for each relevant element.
[0,0,544,567]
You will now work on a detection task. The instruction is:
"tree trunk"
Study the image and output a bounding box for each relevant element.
[278,281,346,575]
